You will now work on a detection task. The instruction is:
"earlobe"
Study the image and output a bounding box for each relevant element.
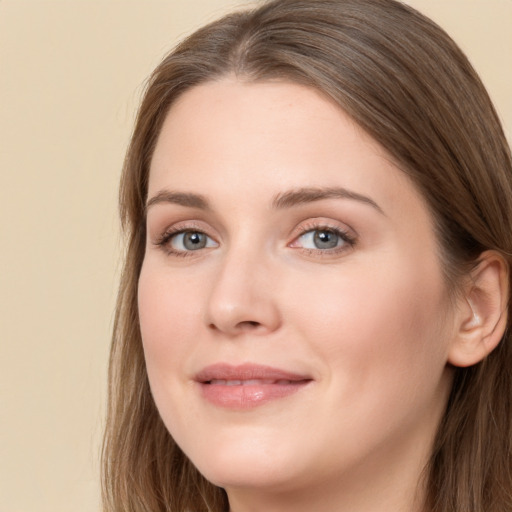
[448,251,509,368]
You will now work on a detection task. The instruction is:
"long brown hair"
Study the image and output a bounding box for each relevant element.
[102,1,512,510]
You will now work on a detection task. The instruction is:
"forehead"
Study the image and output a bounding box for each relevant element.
[148,78,426,220]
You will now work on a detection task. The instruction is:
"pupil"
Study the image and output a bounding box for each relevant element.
[184,232,206,250]
[314,230,338,249]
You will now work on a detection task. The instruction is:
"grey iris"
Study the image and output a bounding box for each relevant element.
[314,230,339,249]
[183,232,207,250]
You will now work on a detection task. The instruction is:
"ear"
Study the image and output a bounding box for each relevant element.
[448,251,509,368]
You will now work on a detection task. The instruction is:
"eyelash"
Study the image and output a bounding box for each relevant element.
[154,224,214,258]
[292,223,356,256]
[153,223,356,258]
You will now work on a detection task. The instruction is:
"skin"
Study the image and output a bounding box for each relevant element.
[138,79,461,512]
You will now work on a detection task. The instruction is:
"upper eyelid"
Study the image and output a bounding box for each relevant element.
[155,229,216,249]
[172,231,218,246]
[291,226,356,247]
[152,220,215,241]
[290,218,356,239]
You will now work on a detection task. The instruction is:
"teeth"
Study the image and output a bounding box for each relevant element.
[245,379,274,385]
[208,379,292,385]
[209,379,241,385]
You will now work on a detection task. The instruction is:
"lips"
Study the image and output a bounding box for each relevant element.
[195,363,312,409]
[209,379,297,385]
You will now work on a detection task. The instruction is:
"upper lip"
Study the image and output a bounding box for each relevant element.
[195,363,311,383]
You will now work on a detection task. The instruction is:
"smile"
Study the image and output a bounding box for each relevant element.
[208,379,298,385]
[195,364,312,409]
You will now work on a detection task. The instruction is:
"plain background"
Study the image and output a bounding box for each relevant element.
[0,1,510,511]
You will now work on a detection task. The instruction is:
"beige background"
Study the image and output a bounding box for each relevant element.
[0,1,510,511]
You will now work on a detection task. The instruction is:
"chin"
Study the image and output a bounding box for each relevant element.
[180,429,305,491]
[201,463,305,495]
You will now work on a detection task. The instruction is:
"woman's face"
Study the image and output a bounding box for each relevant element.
[139,79,456,504]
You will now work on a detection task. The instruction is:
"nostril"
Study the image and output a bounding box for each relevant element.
[237,320,261,331]
[208,320,261,333]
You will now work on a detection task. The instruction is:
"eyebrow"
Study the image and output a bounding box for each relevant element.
[272,187,384,214]
[146,191,211,212]
[146,186,384,215]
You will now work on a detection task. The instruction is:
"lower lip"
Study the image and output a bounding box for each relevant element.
[199,381,311,409]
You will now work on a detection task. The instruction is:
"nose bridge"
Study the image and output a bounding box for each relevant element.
[205,236,281,336]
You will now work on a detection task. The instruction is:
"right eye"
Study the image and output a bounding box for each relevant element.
[166,230,218,253]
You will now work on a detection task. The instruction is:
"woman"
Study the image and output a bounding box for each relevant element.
[102,0,512,510]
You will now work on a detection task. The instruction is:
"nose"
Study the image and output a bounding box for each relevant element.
[204,248,282,337]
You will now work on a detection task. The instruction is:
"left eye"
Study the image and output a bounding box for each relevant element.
[170,231,217,251]
[296,229,347,250]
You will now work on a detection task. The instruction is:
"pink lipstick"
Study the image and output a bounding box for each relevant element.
[195,363,312,409]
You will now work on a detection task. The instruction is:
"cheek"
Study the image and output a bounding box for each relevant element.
[138,263,201,381]
[289,255,451,398]
[137,261,212,439]
[281,257,453,465]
